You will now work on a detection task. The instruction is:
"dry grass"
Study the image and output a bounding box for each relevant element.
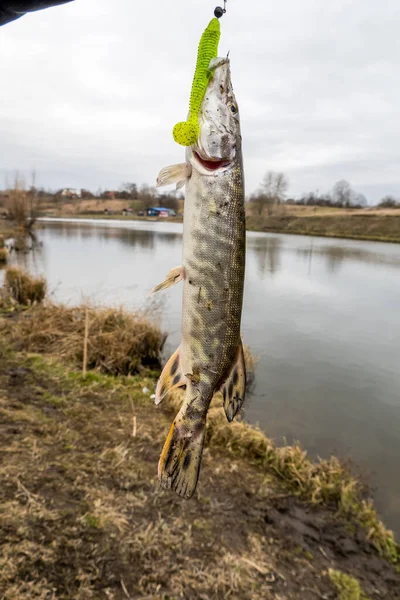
[2,302,165,376]
[0,247,7,264]
[243,343,257,392]
[246,212,400,243]
[246,202,400,218]
[0,219,30,253]
[4,179,37,231]
[4,267,46,306]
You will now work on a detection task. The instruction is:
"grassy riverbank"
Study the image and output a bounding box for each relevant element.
[0,290,399,598]
[246,212,400,243]
[37,200,400,244]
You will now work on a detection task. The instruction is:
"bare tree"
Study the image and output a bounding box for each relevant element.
[120,182,138,199]
[137,184,157,210]
[257,171,289,215]
[157,190,181,211]
[332,180,353,208]
[353,193,368,207]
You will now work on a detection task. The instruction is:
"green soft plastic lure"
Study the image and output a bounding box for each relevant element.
[173,17,221,147]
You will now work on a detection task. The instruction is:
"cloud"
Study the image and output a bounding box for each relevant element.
[0,0,399,202]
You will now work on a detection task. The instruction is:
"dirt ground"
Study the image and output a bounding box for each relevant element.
[0,337,399,599]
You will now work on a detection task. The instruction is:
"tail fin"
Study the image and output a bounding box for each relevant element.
[158,414,206,499]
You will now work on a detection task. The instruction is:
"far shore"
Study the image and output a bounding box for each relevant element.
[37,204,400,244]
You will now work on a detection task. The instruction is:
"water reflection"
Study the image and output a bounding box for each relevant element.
[39,221,182,251]
[6,230,45,273]
[297,243,400,274]
[249,236,281,275]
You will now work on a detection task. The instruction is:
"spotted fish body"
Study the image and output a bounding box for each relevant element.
[154,57,246,499]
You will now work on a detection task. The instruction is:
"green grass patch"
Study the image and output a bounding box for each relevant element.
[328,569,371,600]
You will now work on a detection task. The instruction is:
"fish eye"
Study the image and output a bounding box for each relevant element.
[230,104,238,114]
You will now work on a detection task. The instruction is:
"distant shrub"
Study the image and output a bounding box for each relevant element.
[4,267,46,305]
[378,196,400,209]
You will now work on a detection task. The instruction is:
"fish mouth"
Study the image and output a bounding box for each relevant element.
[193,151,231,172]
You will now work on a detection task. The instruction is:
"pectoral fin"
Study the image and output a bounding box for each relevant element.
[150,266,185,295]
[220,342,246,422]
[156,163,192,188]
[155,346,186,405]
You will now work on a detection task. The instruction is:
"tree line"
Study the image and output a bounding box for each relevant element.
[249,171,400,213]
[52,183,183,211]
[2,172,399,212]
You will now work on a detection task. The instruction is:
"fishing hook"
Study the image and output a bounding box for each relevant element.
[214,0,227,19]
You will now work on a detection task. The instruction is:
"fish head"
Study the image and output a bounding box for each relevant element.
[188,57,241,175]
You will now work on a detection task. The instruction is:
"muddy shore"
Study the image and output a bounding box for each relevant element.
[0,303,399,598]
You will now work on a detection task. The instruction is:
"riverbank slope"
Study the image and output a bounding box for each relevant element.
[246,212,400,243]
[37,200,400,243]
[1,301,399,599]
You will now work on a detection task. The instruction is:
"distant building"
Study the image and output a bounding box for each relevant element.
[122,208,133,216]
[60,188,82,198]
[146,207,176,218]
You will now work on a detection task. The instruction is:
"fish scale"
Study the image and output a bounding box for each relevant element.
[183,167,245,381]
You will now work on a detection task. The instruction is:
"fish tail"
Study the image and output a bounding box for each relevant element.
[158,406,206,499]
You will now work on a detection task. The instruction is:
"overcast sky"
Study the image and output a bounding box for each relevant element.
[1,0,399,203]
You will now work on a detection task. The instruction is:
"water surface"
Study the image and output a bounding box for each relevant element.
[6,218,400,535]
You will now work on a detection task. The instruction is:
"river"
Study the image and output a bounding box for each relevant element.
[5,217,400,536]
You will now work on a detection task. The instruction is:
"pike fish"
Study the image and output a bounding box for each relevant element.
[153,56,246,499]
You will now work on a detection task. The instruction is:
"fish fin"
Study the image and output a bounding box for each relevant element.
[155,346,186,405]
[176,179,186,191]
[158,412,206,499]
[150,265,185,295]
[156,163,192,188]
[221,341,246,422]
